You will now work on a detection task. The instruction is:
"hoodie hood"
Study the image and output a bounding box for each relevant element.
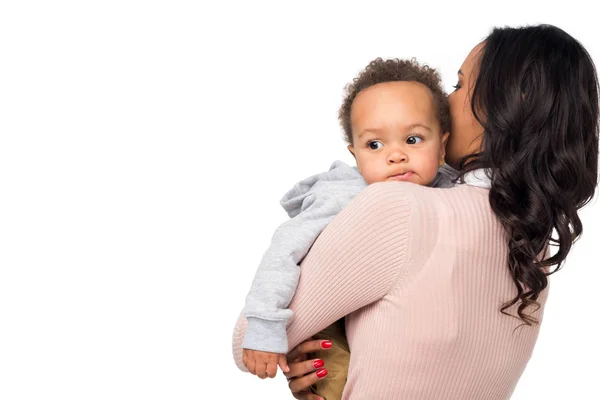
[280,161,365,218]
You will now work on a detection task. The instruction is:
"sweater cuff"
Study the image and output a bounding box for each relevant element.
[242,317,289,354]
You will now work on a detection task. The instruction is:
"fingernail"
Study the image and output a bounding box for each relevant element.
[320,340,332,349]
[313,359,324,369]
[316,368,328,379]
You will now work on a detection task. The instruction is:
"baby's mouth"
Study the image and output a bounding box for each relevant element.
[388,171,414,181]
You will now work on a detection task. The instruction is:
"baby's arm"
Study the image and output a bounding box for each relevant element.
[240,162,366,377]
[242,191,348,354]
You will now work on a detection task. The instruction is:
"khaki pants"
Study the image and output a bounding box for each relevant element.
[309,318,350,400]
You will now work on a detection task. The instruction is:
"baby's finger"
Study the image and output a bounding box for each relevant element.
[266,361,277,378]
[278,354,290,373]
[256,361,268,379]
[247,358,256,376]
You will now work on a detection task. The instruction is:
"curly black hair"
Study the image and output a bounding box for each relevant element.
[339,58,450,145]
[459,24,599,326]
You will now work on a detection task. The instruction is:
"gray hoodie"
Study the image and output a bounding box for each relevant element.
[241,161,456,353]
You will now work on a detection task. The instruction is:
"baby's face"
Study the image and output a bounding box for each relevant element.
[349,81,449,185]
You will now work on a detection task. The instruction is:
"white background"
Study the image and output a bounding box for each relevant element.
[1,1,598,399]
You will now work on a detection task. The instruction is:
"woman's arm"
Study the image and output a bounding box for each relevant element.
[233,182,414,369]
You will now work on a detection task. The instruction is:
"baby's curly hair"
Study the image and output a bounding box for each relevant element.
[339,58,451,144]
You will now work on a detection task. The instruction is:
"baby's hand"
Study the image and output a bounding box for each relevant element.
[242,348,290,379]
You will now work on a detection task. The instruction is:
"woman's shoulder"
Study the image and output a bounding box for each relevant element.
[359,182,494,225]
[364,181,489,205]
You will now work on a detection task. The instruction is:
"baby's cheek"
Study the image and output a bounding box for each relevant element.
[421,155,441,184]
[363,171,381,185]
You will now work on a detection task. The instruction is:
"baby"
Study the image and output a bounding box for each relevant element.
[240,58,455,398]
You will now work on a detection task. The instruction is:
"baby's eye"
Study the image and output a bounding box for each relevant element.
[367,141,383,150]
[406,136,423,145]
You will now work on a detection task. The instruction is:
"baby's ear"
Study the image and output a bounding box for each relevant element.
[348,145,361,173]
[441,131,450,147]
[440,132,450,165]
[347,144,356,158]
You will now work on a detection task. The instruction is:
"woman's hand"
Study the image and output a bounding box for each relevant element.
[284,339,331,400]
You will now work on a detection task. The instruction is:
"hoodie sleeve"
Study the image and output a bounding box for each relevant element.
[241,161,366,354]
[233,182,413,371]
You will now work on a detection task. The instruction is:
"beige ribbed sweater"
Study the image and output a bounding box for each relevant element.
[233,181,548,399]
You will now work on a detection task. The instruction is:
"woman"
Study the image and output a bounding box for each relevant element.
[233,24,599,399]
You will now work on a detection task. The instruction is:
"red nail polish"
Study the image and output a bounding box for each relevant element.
[316,368,328,379]
[313,359,324,369]
[320,340,332,349]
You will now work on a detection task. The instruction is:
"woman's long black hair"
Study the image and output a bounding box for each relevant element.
[459,25,599,325]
